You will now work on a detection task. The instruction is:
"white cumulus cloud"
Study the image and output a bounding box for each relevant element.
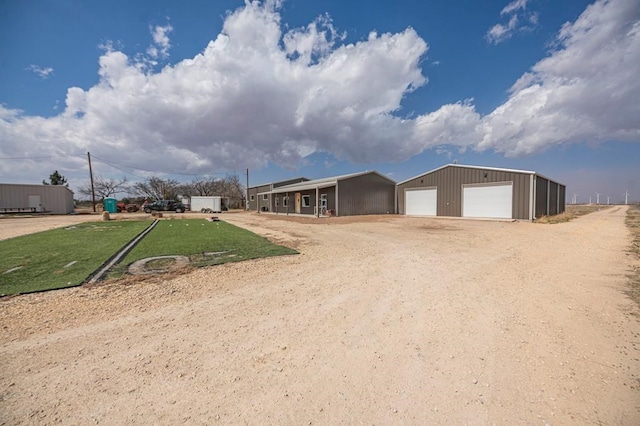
[147,23,173,60]
[0,0,638,183]
[479,0,640,155]
[0,1,432,179]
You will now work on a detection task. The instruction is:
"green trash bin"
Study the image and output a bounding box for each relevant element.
[103,197,118,213]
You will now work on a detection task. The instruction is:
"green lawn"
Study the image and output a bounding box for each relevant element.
[108,219,297,277]
[0,221,152,295]
[0,218,297,295]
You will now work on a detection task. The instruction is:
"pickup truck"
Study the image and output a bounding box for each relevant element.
[142,200,186,213]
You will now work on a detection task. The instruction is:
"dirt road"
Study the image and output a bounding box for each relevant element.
[1,208,639,424]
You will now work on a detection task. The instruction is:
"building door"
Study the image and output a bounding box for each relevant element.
[462,182,512,219]
[295,193,301,213]
[405,188,437,216]
[28,195,42,212]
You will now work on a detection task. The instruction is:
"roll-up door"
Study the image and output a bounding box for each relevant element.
[462,183,512,219]
[405,188,437,216]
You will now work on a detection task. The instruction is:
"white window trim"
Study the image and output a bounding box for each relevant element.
[302,195,310,207]
[250,195,255,201]
[263,194,268,200]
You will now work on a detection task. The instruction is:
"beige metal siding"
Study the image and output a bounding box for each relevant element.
[338,173,395,216]
[0,184,74,214]
[397,166,531,220]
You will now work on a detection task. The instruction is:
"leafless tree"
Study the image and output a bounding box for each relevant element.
[77,176,129,200]
[178,174,245,208]
[211,174,245,208]
[130,177,180,201]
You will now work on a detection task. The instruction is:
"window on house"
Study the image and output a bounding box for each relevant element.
[320,193,328,207]
[250,195,255,201]
[283,196,288,207]
[263,194,268,200]
[302,195,310,207]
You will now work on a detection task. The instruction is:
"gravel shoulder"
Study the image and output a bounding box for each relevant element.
[1,208,639,424]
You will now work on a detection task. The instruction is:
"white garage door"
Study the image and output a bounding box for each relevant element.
[463,183,512,219]
[405,188,437,216]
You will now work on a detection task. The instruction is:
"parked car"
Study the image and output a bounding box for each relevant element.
[142,200,186,213]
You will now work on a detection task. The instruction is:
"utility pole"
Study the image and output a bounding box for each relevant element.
[245,168,249,210]
[87,152,96,212]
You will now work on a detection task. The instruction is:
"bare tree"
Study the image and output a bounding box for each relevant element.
[178,177,216,197]
[218,174,245,208]
[177,174,245,208]
[131,177,180,201]
[193,177,215,196]
[78,176,129,200]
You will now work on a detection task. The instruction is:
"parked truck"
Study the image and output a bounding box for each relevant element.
[142,200,186,213]
[190,196,227,213]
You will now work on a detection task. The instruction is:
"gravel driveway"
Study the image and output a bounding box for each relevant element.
[1,208,638,424]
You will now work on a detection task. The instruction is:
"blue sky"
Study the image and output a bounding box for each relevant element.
[1,0,638,203]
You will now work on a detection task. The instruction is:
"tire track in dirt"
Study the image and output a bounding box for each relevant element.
[1,209,638,424]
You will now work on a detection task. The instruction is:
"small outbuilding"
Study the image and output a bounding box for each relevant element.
[0,183,75,214]
[258,171,396,217]
[397,164,565,220]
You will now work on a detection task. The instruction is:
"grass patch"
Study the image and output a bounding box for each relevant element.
[0,221,152,295]
[107,219,297,278]
[536,204,612,224]
[625,204,640,311]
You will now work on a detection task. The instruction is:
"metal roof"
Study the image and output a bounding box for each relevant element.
[248,177,308,190]
[258,170,394,195]
[396,163,539,186]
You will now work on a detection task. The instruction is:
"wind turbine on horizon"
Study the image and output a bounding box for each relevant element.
[596,192,601,205]
[624,190,630,205]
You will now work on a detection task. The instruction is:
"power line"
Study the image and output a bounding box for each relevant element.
[89,154,147,179]
[1,151,243,180]
[0,154,85,160]
[89,154,243,179]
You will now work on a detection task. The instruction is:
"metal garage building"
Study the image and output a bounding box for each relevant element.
[397,164,565,220]
[0,183,75,214]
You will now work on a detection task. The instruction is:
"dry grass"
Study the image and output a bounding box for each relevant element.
[625,204,640,310]
[536,204,613,224]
